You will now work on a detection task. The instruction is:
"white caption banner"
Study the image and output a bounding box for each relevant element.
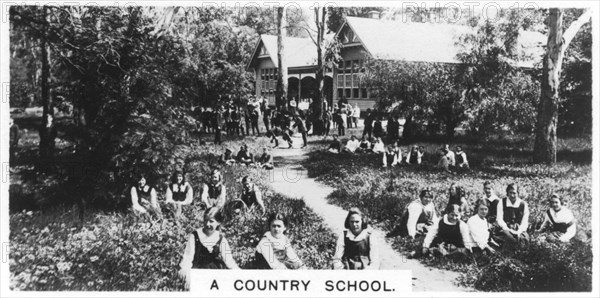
[190,269,412,297]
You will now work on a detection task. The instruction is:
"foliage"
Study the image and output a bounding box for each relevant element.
[302,136,592,291]
[9,6,264,204]
[10,138,335,290]
[363,60,466,138]
[474,240,592,291]
[558,13,592,136]
[456,11,542,136]
[10,210,188,291]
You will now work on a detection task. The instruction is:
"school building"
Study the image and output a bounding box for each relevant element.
[245,13,545,110]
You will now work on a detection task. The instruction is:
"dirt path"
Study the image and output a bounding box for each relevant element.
[268,145,469,292]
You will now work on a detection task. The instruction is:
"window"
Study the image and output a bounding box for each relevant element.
[269,68,275,90]
[337,60,369,99]
[337,74,344,88]
[338,89,344,99]
[266,69,270,85]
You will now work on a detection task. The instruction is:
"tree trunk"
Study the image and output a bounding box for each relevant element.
[312,7,326,135]
[38,6,55,173]
[533,8,591,164]
[403,115,414,140]
[445,118,457,139]
[533,9,562,164]
[275,7,288,111]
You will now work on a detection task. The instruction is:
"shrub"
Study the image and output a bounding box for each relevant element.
[303,138,592,291]
[10,138,336,290]
[474,241,593,292]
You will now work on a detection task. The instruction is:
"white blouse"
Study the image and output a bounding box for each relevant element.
[467,215,489,249]
[539,208,577,242]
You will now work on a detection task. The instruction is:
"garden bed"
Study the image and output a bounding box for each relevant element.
[10,137,335,290]
[302,137,592,291]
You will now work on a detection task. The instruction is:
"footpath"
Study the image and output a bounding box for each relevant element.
[268,146,468,292]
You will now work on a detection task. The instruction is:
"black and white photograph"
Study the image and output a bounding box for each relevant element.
[2,0,598,295]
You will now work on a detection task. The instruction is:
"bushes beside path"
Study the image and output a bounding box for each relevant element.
[10,138,335,290]
[302,138,592,292]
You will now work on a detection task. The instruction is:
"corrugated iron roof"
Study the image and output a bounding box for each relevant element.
[343,16,545,67]
[246,17,546,70]
[259,34,318,68]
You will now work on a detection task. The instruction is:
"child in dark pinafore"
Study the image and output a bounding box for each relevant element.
[422,204,472,257]
[165,170,194,220]
[130,174,163,219]
[179,208,239,285]
[333,208,380,270]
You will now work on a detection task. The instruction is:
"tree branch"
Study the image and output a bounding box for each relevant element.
[48,41,85,74]
[297,26,318,46]
[562,9,591,52]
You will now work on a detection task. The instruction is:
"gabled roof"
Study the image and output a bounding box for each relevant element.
[246,34,318,71]
[339,16,545,67]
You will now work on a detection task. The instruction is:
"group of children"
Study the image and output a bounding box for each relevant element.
[219,144,274,170]
[327,135,469,170]
[177,204,379,284]
[178,209,306,284]
[136,163,582,284]
[389,182,583,258]
[130,169,266,222]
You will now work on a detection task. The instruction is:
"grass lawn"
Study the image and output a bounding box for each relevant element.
[302,133,593,291]
[9,134,335,291]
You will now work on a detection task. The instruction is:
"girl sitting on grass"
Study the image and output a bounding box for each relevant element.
[388,188,438,239]
[467,199,497,254]
[446,183,470,221]
[255,213,304,269]
[179,208,239,284]
[482,181,500,225]
[371,137,385,154]
[494,183,530,247]
[200,169,227,211]
[165,170,194,220]
[455,146,469,169]
[437,148,451,172]
[356,136,371,153]
[422,204,472,257]
[130,174,163,220]
[405,145,424,165]
[382,142,400,168]
[333,208,380,270]
[535,194,577,243]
